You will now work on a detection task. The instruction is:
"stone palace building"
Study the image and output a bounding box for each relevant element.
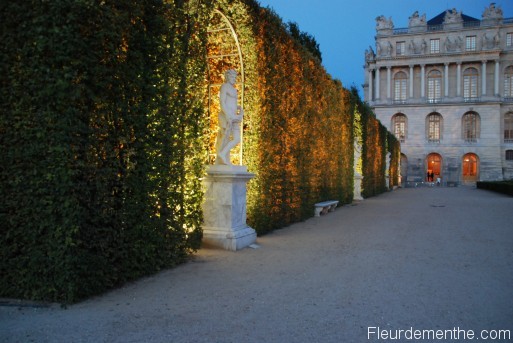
[364,3,513,186]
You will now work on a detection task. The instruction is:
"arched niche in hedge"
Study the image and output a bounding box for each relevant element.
[206,9,245,165]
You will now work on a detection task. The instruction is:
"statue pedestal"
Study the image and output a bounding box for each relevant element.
[202,165,256,251]
[353,174,364,201]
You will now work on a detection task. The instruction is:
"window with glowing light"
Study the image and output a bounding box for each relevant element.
[462,153,478,181]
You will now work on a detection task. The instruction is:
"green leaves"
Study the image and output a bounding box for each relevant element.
[1,0,396,303]
[1,0,206,303]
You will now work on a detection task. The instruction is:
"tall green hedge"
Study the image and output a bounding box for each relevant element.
[0,0,206,303]
[243,5,354,234]
[348,88,397,197]
[1,0,397,302]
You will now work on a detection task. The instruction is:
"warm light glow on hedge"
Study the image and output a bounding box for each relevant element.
[0,0,399,303]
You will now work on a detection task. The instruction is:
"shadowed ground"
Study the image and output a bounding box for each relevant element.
[1,186,512,342]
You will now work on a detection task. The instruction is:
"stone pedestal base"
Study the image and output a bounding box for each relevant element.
[353,174,364,201]
[202,165,256,251]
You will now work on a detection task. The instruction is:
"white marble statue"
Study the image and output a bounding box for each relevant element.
[365,46,375,62]
[483,31,500,49]
[444,36,463,52]
[377,41,393,57]
[482,3,503,20]
[444,8,463,24]
[216,69,243,165]
[408,38,427,55]
[376,15,394,30]
[408,11,426,27]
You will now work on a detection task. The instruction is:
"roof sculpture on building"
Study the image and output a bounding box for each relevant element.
[427,10,478,26]
[482,3,503,20]
[408,11,426,27]
[376,15,394,30]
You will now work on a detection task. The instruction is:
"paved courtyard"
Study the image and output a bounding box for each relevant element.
[1,186,512,342]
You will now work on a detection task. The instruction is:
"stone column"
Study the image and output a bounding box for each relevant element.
[386,66,391,100]
[368,68,373,101]
[409,65,414,98]
[420,64,426,99]
[482,60,487,96]
[375,67,380,100]
[444,63,449,97]
[202,165,256,251]
[494,60,500,96]
[456,62,462,97]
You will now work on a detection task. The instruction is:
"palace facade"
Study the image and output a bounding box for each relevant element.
[364,3,513,185]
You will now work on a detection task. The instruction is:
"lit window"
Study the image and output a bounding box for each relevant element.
[506,150,513,160]
[463,67,478,100]
[462,153,478,178]
[427,70,442,103]
[396,41,406,56]
[427,113,442,142]
[394,71,407,102]
[505,113,513,143]
[430,39,440,53]
[392,113,407,142]
[462,112,480,142]
[507,33,513,47]
[504,66,513,98]
[466,36,476,51]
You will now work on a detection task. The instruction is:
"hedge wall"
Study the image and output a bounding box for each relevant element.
[244,6,354,234]
[1,0,396,302]
[0,0,207,303]
[348,88,399,197]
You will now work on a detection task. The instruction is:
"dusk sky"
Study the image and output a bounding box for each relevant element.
[256,0,513,95]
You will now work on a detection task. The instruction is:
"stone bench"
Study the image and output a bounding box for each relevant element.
[314,200,339,217]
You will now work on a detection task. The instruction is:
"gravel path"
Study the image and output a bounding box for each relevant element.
[2,186,513,342]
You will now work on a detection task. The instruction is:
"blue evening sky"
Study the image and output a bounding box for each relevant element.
[256,0,513,95]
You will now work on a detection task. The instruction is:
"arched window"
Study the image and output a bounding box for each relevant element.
[504,66,513,98]
[426,153,442,181]
[462,112,480,142]
[391,113,407,142]
[394,71,407,103]
[426,113,443,143]
[463,67,479,101]
[462,153,479,182]
[427,69,442,103]
[505,112,513,143]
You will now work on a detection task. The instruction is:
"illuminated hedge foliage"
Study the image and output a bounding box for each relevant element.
[0,0,208,303]
[1,0,397,302]
[348,89,399,197]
